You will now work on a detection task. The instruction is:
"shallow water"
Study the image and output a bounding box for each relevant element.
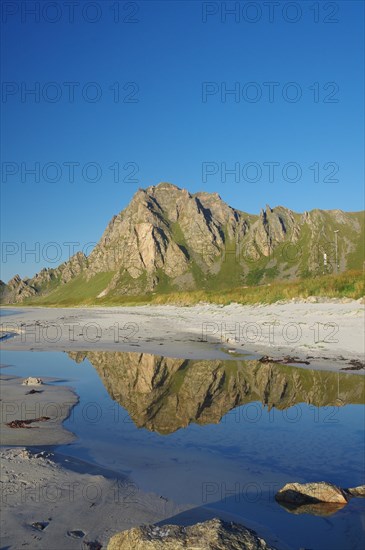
[1,349,364,550]
[0,308,22,316]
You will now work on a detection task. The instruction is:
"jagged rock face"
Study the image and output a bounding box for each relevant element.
[7,275,22,290]
[1,252,88,304]
[56,251,88,283]
[31,252,87,287]
[86,185,195,293]
[87,183,233,287]
[67,352,365,434]
[2,182,364,302]
[250,206,298,257]
[107,518,277,550]
[0,280,5,300]
[1,274,37,303]
[81,184,303,294]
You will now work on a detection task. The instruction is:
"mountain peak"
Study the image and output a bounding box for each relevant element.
[1,184,364,304]
[149,182,182,192]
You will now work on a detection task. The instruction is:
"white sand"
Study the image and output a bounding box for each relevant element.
[0,447,188,549]
[1,301,364,370]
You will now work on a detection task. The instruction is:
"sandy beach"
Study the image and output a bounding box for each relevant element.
[1,301,364,371]
[0,447,191,550]
[0,374,78,445]
[0,366,221,550]
[1,302,364,549]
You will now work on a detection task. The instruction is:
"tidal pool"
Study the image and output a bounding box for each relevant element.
[1,349,364,550]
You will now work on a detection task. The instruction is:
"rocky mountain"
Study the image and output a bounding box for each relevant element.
[1,251,88,304]
[1,182,364,303]
[67,351,364,434]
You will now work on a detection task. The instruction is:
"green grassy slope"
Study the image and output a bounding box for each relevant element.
[23,272,114,306]
[22,270,364,307]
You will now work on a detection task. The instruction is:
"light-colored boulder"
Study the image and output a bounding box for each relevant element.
[276,482,349,504]
[22,377,43,386]
[346,485,365,497]
[107,518,276,550]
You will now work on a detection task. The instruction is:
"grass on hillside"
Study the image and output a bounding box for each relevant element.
[139,270,365,306]
[23,272,114,306]
[21,269,364,307]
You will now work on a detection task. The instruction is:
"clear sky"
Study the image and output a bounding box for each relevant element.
[1,0,364,281]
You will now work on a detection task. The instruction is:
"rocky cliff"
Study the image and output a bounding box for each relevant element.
[1,252,88,304]
[2,183,364,303]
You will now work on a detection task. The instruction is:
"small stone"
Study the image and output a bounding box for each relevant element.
[68,530,86,539]
[346,485,365,497]
[22,377,43,386]
[31,521,48,531]
[18,449,32,460]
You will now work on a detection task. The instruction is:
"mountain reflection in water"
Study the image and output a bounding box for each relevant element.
[67,351,364,435]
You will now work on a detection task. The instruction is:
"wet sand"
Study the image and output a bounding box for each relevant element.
[0,447,190,550]
[0,374,78,445]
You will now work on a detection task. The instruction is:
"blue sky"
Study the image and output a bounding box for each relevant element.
[1,0,364,281]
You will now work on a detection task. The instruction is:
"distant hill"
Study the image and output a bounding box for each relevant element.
[1,182,364,304]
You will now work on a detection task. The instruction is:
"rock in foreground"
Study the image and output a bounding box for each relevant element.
[276,482,349,504]
[22,377,43,386]
[107,518,276,550]
[346,485,365,497]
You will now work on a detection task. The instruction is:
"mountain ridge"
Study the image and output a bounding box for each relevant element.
[1,182,364,304]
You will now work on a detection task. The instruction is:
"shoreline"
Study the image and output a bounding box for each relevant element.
[1,304,364,550]
[1,302,364,372]
[0,446,196,550]
[0,445,290,550]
